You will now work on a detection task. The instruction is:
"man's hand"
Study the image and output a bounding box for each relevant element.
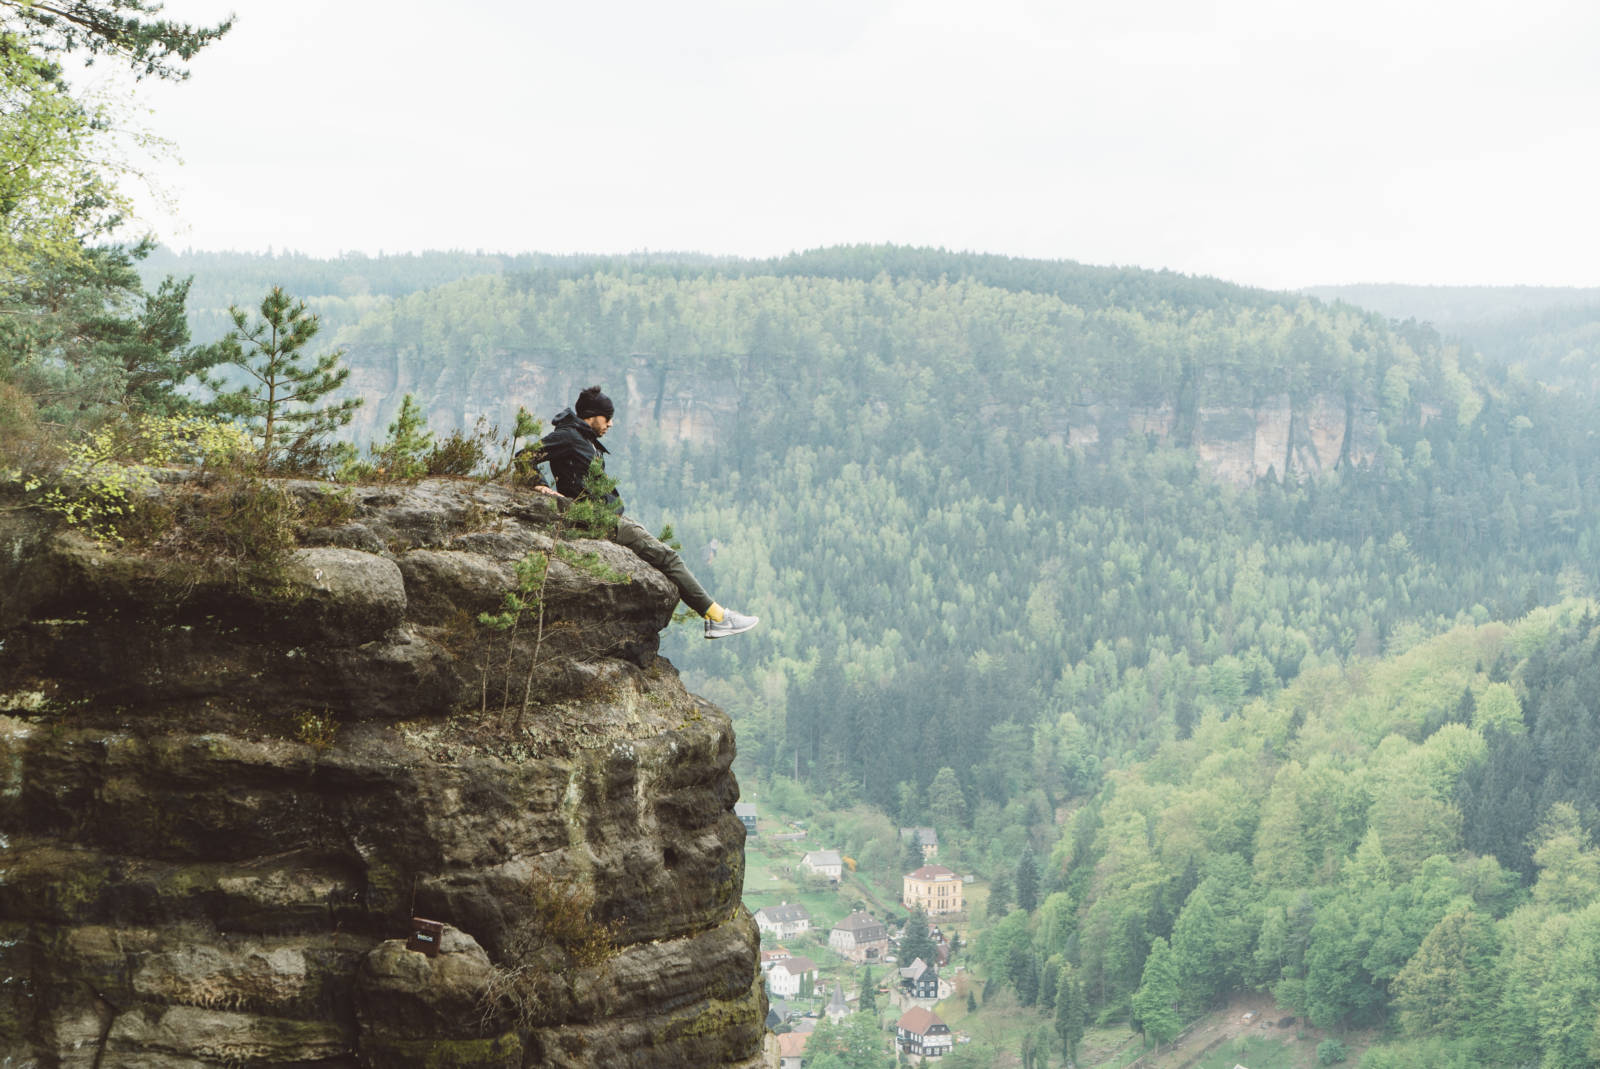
[533,485,562,498]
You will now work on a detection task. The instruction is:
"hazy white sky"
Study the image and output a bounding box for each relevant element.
[111,0,1600,291]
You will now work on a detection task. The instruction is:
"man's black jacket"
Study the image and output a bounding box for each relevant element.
[518,407,624,511]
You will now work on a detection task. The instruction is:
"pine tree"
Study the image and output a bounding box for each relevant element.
[1012,945,1040,1006]
[988,870,1013,918]
[1,241,228,430]
[1055,965,1086,1066]
[1016,845,1040,913]
[904,832,927,875]
[927,767,968,830]
[210,287,362,466]
[1,1,233,80]
[365,393,434,479]
[858,966,877,1016]
[900,910,936,969]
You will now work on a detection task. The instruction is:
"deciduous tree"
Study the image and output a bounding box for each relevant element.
[1390,908,1499,1038]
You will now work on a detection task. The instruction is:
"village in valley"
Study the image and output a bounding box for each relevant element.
[739,802,976,1065]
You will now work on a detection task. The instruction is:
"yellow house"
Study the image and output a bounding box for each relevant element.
[901,864,964,915]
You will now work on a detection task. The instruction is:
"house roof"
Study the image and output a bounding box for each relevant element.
[900,826,938,845]
[906,864,958,881]
[734,802,758,817]
[777,1032,810,1057]
[803,850,842,866]
[900,957,934,980]
[897,1006,947,1033]
[756,903,811,924]
[779,956,818,976]
[833,911,882,933]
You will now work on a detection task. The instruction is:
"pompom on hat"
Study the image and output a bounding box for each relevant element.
[575,385,614,420]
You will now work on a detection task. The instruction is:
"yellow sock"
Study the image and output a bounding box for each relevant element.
[705,603,725,622]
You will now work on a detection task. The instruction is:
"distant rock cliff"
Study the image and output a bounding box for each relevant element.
[344,353,1383,489]
[0,477,768,1067]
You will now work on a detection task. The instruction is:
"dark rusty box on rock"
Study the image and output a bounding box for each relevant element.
[407,917,444,957]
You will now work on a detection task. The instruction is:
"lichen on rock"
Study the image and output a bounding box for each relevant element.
[0,476,766,1067]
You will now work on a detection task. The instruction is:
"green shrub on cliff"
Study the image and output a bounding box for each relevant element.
[341,392,498,481]
[24,414,250,541]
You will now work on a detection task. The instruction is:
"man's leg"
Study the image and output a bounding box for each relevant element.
[612,515,715,616]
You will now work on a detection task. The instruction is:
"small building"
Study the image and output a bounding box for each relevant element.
[768,956,819,1000]
[899,957,939,1000]
[777,1031,810,1069]
[902,864,965,915]
[829,910,890,963]
[755,903,812,940]
[802,849,843,882]
[900,826,939,859]
[825,982,850,1024]
[896,1006,954,1059]
[734,802,758,836]
[761,947,794,970]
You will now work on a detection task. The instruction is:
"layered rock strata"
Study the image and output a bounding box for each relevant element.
[0,476,767,1067]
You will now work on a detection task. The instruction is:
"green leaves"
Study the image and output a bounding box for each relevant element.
[26,413,249,541]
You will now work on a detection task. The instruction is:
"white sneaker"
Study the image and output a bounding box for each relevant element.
[705,608,759,639]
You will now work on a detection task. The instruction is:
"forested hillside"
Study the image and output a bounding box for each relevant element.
[1306,283,1600,396]
[138,246,1600,1063]
[136,246,742,343]
[282,250,1597,796]
[1047,602,1600,1067]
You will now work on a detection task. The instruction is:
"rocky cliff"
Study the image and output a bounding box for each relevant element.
[344,352,1385,490]
[0,476,769,1067]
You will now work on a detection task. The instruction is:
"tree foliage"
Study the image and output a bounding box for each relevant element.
[210,286,362,464]
[0,0,228,466]
[1132,936,1181,1047]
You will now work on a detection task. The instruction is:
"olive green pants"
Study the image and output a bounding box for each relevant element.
[612,515,714,616]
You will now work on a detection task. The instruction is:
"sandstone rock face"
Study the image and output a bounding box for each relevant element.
[1060,387,1378,486]
[0,478,766,1067]
[349,354,1379,490]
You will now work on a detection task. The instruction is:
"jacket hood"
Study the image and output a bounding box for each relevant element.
[552,407,608,452]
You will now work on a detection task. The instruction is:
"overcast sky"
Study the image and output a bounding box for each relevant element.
[110,0,1599,291]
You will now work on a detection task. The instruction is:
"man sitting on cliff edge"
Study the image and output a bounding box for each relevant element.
[518,384,760,639]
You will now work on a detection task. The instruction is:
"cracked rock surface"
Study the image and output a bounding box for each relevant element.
[0,477,766,1067]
